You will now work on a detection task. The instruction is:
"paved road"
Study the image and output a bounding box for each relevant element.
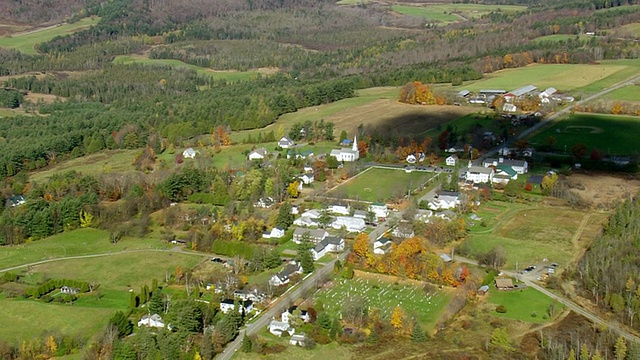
[0,247,210,274]
[452,255,640,343]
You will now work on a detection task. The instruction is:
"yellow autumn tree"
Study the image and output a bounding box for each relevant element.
[390,306,405,331]
[79,209,94,228]
[46,335,58,355]
[612,102,623,115]
[194,351,202,360]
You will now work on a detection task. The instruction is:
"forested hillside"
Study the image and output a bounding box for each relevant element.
[574,196,640,331]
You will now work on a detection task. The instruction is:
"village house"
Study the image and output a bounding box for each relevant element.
[331,216,366,233]
[311,236,345,260]
[392,221,415,238]
[283,306,312,323]
[482,157,528,174]
[287,149,314,160]
[327,204,350,215]
[292,228,328,244]
[233,288,265,303]
[373,238,393,255]
[255,196,275,208]
[353,210,367,219]
[428,191,461,210]
[290,334,308,346]
[262,227,285,239]
[329,135,359,162]
[138,314,167,329]
[538,87,557,104]
[278,136,295,149]
[268,319,296,336]
[298,173,314,185]
[492,165,518,185]
[415,209,433,223]
[269,261,303,286]
[368,203,388,221]
[293,209,323,227]
[465,164,495,184]
[446,154,458,167]
[220,299,254,314]
[248,148,267,160]
[182,147,198,159]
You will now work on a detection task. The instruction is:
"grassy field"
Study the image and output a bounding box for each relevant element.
[28,251,205,289]
[603,84,640,102]
[528,113,640,155]
[29,149,140,183]
[531,34,593,43]
[314,275,450,329]
[392,4,526,24]
[451,63,629,93]
[0,17,100,54]
[113,55,263,82]
[614,22,640,37]
[0,228,165,271]
[328,167,439,203]
[463,202,588,267]
[0,294,113,344]
[487,287,563,323]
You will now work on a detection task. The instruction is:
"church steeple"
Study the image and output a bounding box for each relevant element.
[352,135,358,152]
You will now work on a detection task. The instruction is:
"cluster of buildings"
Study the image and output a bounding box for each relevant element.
[292,202,389,233]
[267,307,310,346]
[463,157,529,186]
[458,85,574,113]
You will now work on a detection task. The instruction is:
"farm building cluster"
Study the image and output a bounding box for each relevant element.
[458,85,574,113]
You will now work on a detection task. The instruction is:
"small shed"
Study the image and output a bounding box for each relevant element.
[478,285,490,295]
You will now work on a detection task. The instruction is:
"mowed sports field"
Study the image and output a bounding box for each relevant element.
[0,17,100,54]
[529,113,640,155]
[328,167,439,203]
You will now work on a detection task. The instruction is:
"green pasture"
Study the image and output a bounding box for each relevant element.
[575,59,640,93]
[392,4,526,23]
[529,113,640,155]
[531,34,592,43]
[113,55,261,82]
[603,84,640,102]
[0,17,100,54]
[615,22,640,37]
[28,251,204,289]
[229,87,400,143]
[315,275,449,329]
[0,295,113,344]
[462,204,587,268]
[0,228,165,271]
[488,287,563,323]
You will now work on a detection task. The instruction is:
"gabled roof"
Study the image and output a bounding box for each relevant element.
[293,228,327,239]
[496,165,517,177]
[506,85,537,97]
[467,166,494,175]
[250,148,267,157]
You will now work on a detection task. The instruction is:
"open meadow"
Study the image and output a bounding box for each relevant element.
[328,167,440,203]
[463,201,590,268]
[113,55,264,82]
[603,83,640,102]
[0,17,100,54]
[531,34,593,43]
[528,113,640,156]
[314,274,450,330]
[0,228,165,271]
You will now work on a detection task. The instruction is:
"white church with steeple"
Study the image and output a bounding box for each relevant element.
[329,135,359,162]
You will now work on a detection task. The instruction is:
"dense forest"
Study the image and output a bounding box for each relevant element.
[574,196,640,331]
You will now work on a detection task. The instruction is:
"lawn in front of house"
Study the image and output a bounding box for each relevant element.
[487,287,564,323]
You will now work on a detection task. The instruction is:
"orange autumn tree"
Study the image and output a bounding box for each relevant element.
[213,125,231,146]
[399,81,436,105]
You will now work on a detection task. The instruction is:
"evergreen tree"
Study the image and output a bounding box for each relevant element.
[109,311,133,337]
[241,334,252,353]
[276,202,294,230]
[411,323,427,342]
[265,249,282,269]
[317,312,332,330]
[329,317,341,340]
[149,288,164,314]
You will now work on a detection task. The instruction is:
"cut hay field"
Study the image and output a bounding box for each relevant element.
[391,3,526,24]
[328,167,440,203]
[603,84,640,102]
[0,228,165,271]
[0,17,100,54]
[463,202,589,268]
[531,34,593,43]
[528,113,640,155]
[451,63,627,93]
[314,275,450,329]
[113,55,264,82]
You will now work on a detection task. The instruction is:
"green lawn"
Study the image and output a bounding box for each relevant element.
[113,55,261,82]
[574,59,640,93]
[328,167,439,202]
[28,251,205,289]
[528,113,640,156]
[314,275,449,330]
[603,84,640,102]
[392,4,526,23]
[0,17,100,54]
[392,5,459,23]
[462,203,587,268]
[0,228,165,271]
[487,287,564,323]
[0,295,113,344]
